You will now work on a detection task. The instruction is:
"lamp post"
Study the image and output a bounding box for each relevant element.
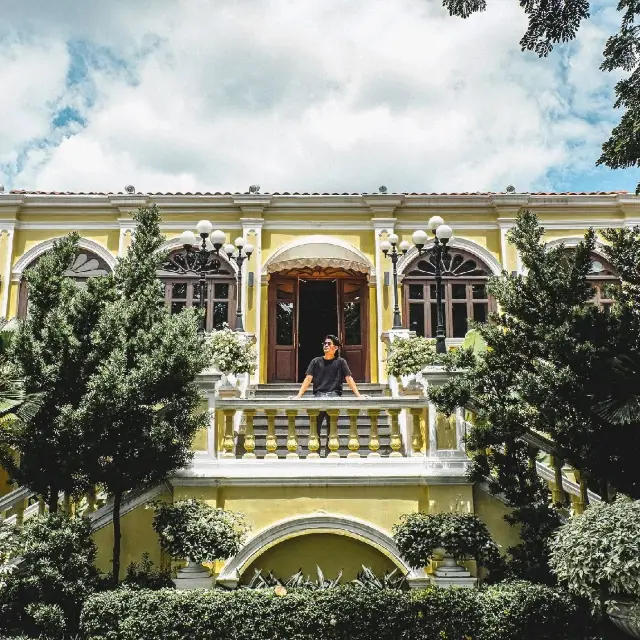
[381,233,411,330]
[411,216,453,354]
[223,237,254,332]
[179,221,253,333]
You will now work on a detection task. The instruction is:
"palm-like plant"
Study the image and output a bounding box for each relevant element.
[595,353,640,425]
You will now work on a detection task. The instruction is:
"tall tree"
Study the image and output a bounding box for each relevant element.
[70,206,210,582]
[430,209,640,575]
[3,235,115,510]
[442,0,640,192]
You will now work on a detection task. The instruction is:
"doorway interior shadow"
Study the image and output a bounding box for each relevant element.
[297,279,338,382]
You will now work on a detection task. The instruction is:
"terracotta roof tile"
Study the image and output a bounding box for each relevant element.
[5,189,629,197]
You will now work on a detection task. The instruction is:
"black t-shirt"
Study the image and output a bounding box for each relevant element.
[306,356,352,395]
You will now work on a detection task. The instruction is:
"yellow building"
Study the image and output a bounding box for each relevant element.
[0,188,632,583]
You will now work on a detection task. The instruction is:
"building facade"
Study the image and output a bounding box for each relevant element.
[0,189,633,581]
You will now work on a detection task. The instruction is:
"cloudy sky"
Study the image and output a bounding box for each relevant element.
[0,0,636,194]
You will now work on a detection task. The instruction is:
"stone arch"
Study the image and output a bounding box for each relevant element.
[397,237,502,277]
[12,237,117,281]
[158,238,238,274]
[261,235,375,277]
[217,513,426,588]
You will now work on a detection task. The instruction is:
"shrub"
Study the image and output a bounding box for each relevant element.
[151,499,248,564]
[80,581,592,640]
[549,496,640,614]
[393,511,501,573]
[385,336,437,377]
[0,519,21,590]
[0,512,99,638]
[121,553,173,590]
[208,326,256,375]
[480,580,592,640]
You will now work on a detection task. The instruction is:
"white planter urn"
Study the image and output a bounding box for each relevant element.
[429,547,477,589]
[173,559,214,590]
[607,599,640,639]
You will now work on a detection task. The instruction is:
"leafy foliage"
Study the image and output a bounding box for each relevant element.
[243,565,344,590]
[429,210,640,581]
[385,336,438,377]
[66,205,211,581]
[393,511,501,572]
[0,519,21,590]
[5,234,116,509]
[152,499,248,564]
[208,325,257,375]
[0,513,99,638]
[121,553,174,591]
[80,581,594,640]
[549,497,640,613]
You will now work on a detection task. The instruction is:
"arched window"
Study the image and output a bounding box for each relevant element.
[18,250,113,318]
[157,248,236,331]
[570,251,619,312]
[402,248,495,338]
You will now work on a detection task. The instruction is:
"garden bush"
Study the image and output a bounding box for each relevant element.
[80,581,593,640]
[0,513,99,639]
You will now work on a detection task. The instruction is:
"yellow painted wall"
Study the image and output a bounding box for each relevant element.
[241,532,398,583]
[92,489,171,578]
[473,487,521,556]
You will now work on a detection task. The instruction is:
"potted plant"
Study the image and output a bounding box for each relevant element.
[152,499,249,590]
[208,325,257,392]
[392,512,500,586]
[549,496,640,638]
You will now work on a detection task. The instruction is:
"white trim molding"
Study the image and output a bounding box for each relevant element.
[11,236,117,281]
[261,235,376,277]
[0,225,15,317]
[217,512,427,588]
[397,237,504,276]
[544,236,609,257]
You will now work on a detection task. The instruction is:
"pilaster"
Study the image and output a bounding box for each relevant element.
[371,218,397,383]
[240,217,264,385]
[0,223,15,318]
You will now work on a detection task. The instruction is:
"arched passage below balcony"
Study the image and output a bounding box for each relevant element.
[217,512,427,588]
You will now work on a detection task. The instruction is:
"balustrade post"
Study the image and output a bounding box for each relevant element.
[306,409,320,458]
[15,498,27,529]
[572,469,589,515]
[410,408,425,457]
[38,496,46,516]
[222,409,236,458]
[550,456,567,506]
[388,408,403,457]
[327,409,341,458]
[243,409,257,459]
[427,403,437,455]
[286,409,299,459]
[347,409,361,458]
[265,409,278,459]
[367,409,381,457]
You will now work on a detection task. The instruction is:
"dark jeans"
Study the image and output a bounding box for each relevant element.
[314,391,340,438]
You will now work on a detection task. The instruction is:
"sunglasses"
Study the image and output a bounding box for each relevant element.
[322,341,335,346]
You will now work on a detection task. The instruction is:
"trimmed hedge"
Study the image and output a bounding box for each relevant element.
[81,581,593,640]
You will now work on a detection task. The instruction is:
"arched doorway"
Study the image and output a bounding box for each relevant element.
[268,267,369,382]
[240,532,399,584]
[263,237,375,383]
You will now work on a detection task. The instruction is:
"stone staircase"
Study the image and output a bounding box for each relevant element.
[237,383,392,458]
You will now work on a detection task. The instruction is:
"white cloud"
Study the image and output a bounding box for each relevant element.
[0,0,630,193]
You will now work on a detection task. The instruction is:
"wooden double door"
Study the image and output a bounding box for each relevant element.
[268,276,369,383]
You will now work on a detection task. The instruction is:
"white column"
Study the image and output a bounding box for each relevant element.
[428,402,438,455]
[206,392,217,458]
[118,220,136,257]
[241,218,263,384]
[372,218,396,381]
[1,225,15,319]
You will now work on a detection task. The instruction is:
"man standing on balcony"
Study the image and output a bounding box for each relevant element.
[295,335,363,449]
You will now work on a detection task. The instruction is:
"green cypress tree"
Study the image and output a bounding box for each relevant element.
[71,205,210,582]
[3,234,116,510]
[430,209,640,579]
